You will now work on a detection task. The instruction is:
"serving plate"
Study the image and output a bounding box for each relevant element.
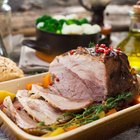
[0,73,140,140]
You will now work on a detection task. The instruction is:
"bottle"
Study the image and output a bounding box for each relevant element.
[0,33,8,56]
[117,1,140,73]
[0,0,12,57]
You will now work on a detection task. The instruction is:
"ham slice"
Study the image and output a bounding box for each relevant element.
[3,96,37,129]
[16,90,61,125]
[51,52,107,101]
[49,62,93,100]
[31,85,92,111]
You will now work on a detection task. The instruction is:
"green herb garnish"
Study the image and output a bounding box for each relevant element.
[37,121,45,126]
[88,42,94,48]
[53,92,132,128]
[36,92,132,133]
[105,92,132,109]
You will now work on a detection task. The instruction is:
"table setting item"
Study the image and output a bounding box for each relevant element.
[22,28,101,57]
[22,14,105,59]
[0,0,12,57]
[0,33,7,57]
[117,0,140,74]
[19,46,49,73]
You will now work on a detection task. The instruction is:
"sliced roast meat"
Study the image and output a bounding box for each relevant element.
[16,90,62,125]
[3,96,37,129]
[13,99,23,110]
[31,85,92,111]
[49,47,138,101]
[2,45,139,135]
[49,62,93,100]
[50,54,107,101]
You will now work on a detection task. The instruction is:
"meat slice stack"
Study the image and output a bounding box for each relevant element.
[3,96,37,129]
[2,45,139,134]
[31,85,91,111]
[16,90,61,125]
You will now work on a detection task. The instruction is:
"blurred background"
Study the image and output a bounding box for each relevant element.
[0,0,136,68]
[7,0,137,36]
[0,0,140,70]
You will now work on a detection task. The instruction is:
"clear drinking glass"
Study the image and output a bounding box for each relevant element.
[0,0,12,56]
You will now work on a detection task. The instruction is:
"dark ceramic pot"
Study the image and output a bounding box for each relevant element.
[22,29,102,56]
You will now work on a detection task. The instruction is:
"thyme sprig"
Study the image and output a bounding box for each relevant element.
[105,92,132,109]
[35,92,132,132]
[52,92,132,128]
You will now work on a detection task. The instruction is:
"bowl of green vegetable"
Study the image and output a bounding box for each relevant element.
[22,14,102,56]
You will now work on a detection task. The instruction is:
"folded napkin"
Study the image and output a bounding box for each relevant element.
[19,46,49,73]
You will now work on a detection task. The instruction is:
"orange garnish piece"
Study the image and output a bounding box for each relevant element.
[43,73,52,88]
[106,108,117,116]
[26,83,42,90]
[133,95,140,104]
[65,125,78,131]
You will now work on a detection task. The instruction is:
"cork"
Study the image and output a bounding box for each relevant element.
[133,0,140,14]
